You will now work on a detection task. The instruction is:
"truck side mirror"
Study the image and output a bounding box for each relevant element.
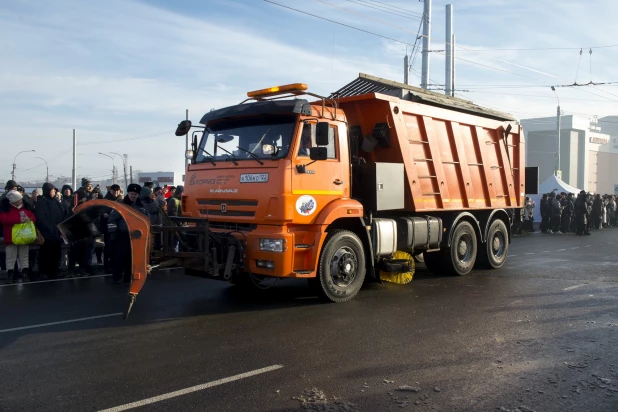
[309,147,328,161]
[316,122,330,146]
[175,120,192,136]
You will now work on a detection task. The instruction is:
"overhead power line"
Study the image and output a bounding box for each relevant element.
[264,0,416,47]
[356,0,423,17]
[314,0,420,35]
[344,0,422,20]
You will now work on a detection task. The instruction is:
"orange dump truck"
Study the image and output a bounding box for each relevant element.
[61,73,533,315]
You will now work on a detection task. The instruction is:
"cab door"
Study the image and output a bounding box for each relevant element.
[291,121,349,222]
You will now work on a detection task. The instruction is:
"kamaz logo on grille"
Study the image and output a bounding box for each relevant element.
[221,204,227,213]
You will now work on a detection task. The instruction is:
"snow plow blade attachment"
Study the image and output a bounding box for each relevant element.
[57,200,151,319]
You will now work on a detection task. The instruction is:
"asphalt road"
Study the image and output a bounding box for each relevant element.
[1,229,617,412]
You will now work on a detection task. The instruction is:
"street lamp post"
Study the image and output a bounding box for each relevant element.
[551,86,561,178]
[35,157,49,182]
[111,152,129,189]
[12,150,36,181]
[98,152,116,184]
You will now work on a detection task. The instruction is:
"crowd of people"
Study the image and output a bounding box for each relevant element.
[515,190,617,236]
[0,178,184,284]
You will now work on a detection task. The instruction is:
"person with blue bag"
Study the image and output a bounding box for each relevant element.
[0,190,36,283]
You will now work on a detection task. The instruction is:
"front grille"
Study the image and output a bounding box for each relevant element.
[197,198,259,219]
[209,221,257,232]
[200,209,255,217]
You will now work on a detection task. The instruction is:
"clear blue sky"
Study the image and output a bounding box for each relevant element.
[1,0,616,184]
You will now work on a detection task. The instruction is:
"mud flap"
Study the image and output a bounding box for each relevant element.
[57,200,151,318]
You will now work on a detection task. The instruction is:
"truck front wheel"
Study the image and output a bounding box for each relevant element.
[314,230,366,303]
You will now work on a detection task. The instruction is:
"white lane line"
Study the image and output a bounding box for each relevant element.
[524,253,534,255]
[570,247,580,250]
[0,274,111,287]
[563,284,589,291]
[584,245,592,248]
[0,313,122,334]
[98,365,285,412]
[557,249,567,251]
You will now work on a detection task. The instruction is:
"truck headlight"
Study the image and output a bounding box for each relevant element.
[259,238,285,252]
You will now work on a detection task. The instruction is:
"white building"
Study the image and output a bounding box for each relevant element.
[521,115,614,193]
[136,171,184,188]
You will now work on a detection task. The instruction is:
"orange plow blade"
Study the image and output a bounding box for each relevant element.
[57,200,151,319]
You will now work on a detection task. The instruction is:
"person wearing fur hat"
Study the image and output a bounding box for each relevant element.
[99,184,122,273]
[107,183,149,284]
[0,191,36,283]
[35,183,65,280]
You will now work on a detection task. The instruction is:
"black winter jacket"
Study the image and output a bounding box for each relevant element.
[35,184,65,241]
[107,197,149,235]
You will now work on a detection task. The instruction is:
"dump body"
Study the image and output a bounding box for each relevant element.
[338,92,524,212]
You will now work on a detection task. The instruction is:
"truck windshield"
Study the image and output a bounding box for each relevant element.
[196,116,296,163]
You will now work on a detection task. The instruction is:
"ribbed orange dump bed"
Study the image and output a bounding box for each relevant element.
[338,93,525,212]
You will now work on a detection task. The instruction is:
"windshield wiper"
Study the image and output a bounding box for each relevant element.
[216,144,239,166]
[199,149,217,166]
[236,146,264,165]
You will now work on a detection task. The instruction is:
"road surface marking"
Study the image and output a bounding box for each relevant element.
[570,247,580,249]
[0,313,122,334]
[98,365,285,412]
[0,274,111,287]
[584,245,592,247]
[563,284,589,291]
[557,249,567,251]
[508,255,517,257]
[525,253,534,255]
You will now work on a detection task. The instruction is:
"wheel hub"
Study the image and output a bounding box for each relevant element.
[457,234,473,263]
[330,246,358,287]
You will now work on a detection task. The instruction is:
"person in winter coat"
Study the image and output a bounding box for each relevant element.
[107,184,149,284]
[141,186,163,251]
[540,194,550,233]
[574,191,590,236]
[550,193,563,234]
[0,191,36,283]
[166,185,184,217]
[560,193,574,233]
[35,183,65,280]
[99,184,121,273]
[591,194,603,229]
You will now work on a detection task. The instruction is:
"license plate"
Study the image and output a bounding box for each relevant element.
[240,173,269,183]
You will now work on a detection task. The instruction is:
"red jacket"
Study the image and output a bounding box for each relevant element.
[0,206,36,245]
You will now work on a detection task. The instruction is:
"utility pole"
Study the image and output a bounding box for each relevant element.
[130,166,133,184]
[112,165,117,185]
[185,109,190,169]
[122,154,129,190]
[445,4,453,96]
[451,34,456,96]
[551,87,561,178]
[72,129,77,191]
[404,54,409,85]
[420,0,432,89]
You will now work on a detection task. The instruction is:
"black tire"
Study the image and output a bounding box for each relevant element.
[422,251,443,274]
[442,221,477,276]
[477,219,509,269]
[314,230,366,303]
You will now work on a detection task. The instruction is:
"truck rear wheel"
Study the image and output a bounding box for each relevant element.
[443,221,477,275]
[314,230,366,303]
[477,219,508,269]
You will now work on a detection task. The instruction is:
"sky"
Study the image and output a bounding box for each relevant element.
[1,0,617,185]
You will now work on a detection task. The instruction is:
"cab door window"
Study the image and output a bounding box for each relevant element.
[297,122,337,159]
